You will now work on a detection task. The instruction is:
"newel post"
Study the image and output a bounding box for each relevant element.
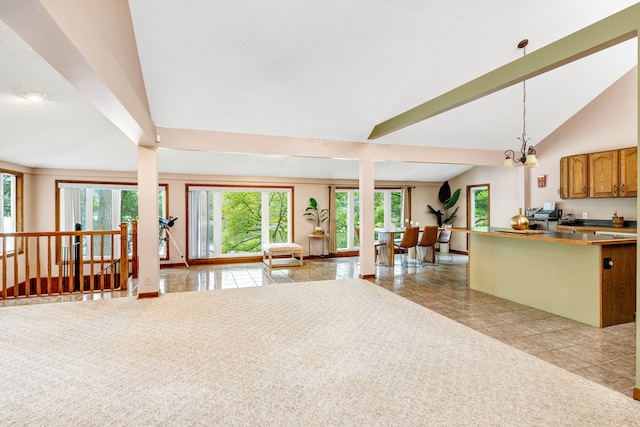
[131,220,138,278]
[119,223,129,290]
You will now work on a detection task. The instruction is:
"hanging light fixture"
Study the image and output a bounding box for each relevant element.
[504,39,539,168]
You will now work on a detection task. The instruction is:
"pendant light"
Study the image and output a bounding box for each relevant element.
[504,39,539,168]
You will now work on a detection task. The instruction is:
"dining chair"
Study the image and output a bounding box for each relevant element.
[354,226,386,263]
[417,225,438,265]
[436,228,453,262]
[394,226,419,268]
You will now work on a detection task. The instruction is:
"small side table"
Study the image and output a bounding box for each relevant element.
[308,233,328,260]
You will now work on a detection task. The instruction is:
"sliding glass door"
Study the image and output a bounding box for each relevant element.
[187,186,291,259]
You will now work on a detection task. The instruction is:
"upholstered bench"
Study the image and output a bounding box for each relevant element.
[262,243,304,268]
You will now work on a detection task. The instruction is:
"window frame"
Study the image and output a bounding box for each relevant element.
[0,168,24,256]
[186,184,294,261]
[55,180,169,260]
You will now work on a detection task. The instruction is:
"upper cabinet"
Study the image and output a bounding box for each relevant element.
[569,154,590,198]
[589,150,618,198]
[559,157,569,199]
[560,147,637,199]
[619,147,637,197]
[559,154,589,199]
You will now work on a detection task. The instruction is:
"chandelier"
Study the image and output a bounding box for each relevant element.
[504,39,539,168]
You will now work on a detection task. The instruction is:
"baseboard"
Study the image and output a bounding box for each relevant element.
[450,249,468,255]
[359,274,376,280]
[160,262,191,269]
[138,292,159,299]
[331,251,359,258]
[634,387,640,401]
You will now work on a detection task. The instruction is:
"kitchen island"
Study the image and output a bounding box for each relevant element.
[455,227,636,328]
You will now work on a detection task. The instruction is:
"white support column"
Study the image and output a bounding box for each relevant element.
[358,155,376,278]
[137,145,160,297]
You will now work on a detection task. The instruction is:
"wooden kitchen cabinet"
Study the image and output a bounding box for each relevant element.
[589,150,618,198]
[601,243,637,327]
[619,147,637,197]
[560,147,637,199]
[568,154,589,199]
[559,157,569,199]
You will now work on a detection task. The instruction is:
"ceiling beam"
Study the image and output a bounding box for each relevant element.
[0,0,156,146]
[368,3,640,140]
[157,127,504,166]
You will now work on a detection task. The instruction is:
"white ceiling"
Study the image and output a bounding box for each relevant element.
[0,1,637,182]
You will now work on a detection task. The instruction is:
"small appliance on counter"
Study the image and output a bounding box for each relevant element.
[533,202,558,219]
[559,212,576,225]
[527,202,559,231]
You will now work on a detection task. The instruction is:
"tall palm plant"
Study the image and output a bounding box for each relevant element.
[427,181,460,227]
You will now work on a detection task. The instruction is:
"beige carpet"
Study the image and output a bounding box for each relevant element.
[1,279,639,426]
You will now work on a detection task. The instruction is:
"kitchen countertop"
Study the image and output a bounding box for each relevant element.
[558,219,637,229]
[556,224,637,233]
[453,227,637,246]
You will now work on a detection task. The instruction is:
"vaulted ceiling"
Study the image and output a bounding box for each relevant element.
[0,1,637,181]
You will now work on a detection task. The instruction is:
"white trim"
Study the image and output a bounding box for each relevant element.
[187,186,292,193]
[58,182,139,190]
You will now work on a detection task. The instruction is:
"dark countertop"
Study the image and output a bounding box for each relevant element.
[453,227,637,246]
[558,218,637,229]
[556,224,637,233]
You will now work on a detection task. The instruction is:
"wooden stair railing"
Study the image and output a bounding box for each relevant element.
[0,222,138,299]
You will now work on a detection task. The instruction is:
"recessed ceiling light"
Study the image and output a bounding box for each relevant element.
[24,91,47,102]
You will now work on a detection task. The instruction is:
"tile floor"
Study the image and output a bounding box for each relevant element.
[2,253,637,398]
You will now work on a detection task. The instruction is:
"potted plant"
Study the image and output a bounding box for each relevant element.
[427,181,460,227]
[304,197,329,234]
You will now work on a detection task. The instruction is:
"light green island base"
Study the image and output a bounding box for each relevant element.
[470,233,600,326]
[460,228,636,328]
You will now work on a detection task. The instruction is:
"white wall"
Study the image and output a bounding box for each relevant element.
[409,183,442,228]
[529,66,637,220]
[449,67,638,253]
[449,166,525,252]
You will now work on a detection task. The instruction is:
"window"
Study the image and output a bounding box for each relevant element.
[468,184,489,227]
[0,170,23,255]
[57,182,167,258]
[335,189,403,250]
[187,186,291,259]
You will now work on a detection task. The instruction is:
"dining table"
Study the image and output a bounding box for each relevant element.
[374,227,405,267]
[374,226,436,267]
